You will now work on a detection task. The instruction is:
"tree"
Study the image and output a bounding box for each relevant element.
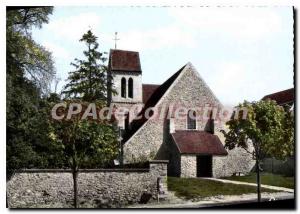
[62,30,109,102]
[222,100,294,202]
[58,30,119,207]
[6,7,58,174]
[7,7,55,94]
[50,101,118,208]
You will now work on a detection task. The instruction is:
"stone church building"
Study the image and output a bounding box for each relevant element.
[107,49,255,178]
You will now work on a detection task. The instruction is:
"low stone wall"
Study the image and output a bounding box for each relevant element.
[7,160,168,208]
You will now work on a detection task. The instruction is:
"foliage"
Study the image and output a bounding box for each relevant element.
[49,100,118,207]
[7,89,68,172]
[50,101,119,169]
[6,7,58,173]
[7,7,55,94]
[62,30,110,102]
[222,100,294,160]
[58,28,119,206]
[167,177,277,200]
[221,99,294,201]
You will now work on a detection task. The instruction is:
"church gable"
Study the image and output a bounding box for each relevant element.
[160,63,223,131]
[123,62,224,163]
[159,63,222,109]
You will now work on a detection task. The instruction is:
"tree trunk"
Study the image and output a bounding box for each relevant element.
[72,170,78,208]
[256,159,261,202]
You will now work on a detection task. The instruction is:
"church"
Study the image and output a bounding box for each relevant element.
[107,49,255,178]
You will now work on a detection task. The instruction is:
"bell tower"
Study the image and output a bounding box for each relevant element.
[107,49,143,108]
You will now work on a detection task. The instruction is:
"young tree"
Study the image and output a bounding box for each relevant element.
[50,101,118,208]
[222,100,294,202]
[58,30,119,207]
[62,30,108,102]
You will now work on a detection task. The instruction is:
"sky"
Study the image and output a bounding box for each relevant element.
[31,6,294,106]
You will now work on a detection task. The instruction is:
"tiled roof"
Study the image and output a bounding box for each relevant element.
[262,88,294,105]
[171,130,228,155]
[109,49,142,73]
[142,84,160,104]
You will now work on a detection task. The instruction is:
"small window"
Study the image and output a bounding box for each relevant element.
[187,110,196,130]
[121,77,126,98]
[128,78,133,98]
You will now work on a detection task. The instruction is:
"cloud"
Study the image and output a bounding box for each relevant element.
[45,12,102,42]
[168,7,283,41]
[207,61,262,105]
[43,41,71,60]
[111,25,196,52]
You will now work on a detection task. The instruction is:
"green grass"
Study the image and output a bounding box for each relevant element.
[167,177,277,200]
[222,173,294,189]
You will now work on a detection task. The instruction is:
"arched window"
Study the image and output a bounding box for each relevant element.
[121,77,126,98]
[128,78,133,98]
[187,110,196,130]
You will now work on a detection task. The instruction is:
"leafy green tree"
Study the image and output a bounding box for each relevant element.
[7,7,55,94]
[62,30,109,102]
[50,101,118,208]
[58,30,119,207]
[6,7,58,174]
[222,100,294,202]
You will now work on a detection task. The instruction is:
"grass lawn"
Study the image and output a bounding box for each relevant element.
[222,173,294,189]
[167,177,277,200]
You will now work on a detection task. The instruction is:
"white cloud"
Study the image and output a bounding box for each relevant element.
[46,12,102,42]
[43,41,71,60]
[114,26,196,51]
[207,61,261,105]
[168,7,283,41]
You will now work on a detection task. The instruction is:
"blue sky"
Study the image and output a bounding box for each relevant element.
[32,6,294,105]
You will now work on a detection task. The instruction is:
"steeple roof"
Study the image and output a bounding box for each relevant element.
[109,49,142,73]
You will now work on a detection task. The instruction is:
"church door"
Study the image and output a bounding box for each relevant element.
[196,155,212,177]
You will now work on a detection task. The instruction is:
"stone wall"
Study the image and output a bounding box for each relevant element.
[212,148,255,178]
[7,161,168,208]
[212,131,255,178]
[180,155,197,177]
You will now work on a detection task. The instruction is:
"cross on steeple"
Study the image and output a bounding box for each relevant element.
[113,32,120,49]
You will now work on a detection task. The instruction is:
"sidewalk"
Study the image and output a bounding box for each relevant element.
[202,177,294,193]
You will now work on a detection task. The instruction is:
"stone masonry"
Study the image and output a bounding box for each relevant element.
[123,63,255,177]
[7,160,168,208]
[180,155,197,177]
